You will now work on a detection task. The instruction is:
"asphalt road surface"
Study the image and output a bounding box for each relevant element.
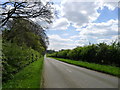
[43,57,119,88]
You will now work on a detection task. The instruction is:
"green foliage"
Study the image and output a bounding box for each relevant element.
[3,57,44,88]
[2,19,47,83]
[67,47,82,60]
[57,49,70,58]
[2,19,46,54]
[2,42,41,82]
[48,42,120,67]
[47,52,58,57]
[46,50,56,54]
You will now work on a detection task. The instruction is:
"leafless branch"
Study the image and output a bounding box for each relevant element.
[0,2,54,26]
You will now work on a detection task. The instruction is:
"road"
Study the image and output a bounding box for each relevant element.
[43,57,119,88]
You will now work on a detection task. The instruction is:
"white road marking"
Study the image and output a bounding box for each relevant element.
[66,69,72,72]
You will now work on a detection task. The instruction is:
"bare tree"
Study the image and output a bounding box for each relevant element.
[0,2,54,26]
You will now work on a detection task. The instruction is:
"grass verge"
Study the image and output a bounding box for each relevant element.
[2,57,44,88]
[50,57,120,77]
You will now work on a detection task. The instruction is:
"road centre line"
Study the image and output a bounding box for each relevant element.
[66,69,72,72]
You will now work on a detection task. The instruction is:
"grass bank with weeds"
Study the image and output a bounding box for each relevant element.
[3,57,44,88]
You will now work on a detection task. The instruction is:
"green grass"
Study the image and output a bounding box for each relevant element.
[50,57,120,77]
[2,57,44,88]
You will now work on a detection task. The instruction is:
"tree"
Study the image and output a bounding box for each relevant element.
[57,49,70,58]
[46,50,56,54]
[2,18,48,51]
[0,2,54,26]
[2,18,48,82]
[48,42,120,67]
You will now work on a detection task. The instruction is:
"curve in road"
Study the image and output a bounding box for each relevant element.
[43,57,119,88]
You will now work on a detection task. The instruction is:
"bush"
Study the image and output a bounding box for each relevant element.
[2,42,41,82]
[48,42,120,67]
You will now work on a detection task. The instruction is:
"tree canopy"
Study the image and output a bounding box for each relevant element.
[0,2,54,26]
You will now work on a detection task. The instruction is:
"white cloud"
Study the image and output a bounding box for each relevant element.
[75,19,118,44]
[47,19,118,50]
[77,19,118,37]
[61,1,100,28]
[47,0,118,50]
[48,34,90,50]
[97,38,111,44]
[104,3,117,10]
[0,4,13,15]
[50,0,118,30]
[48,34,76,50]
[75,39,89,46]
[70,35,80,39]
[48,34,72,42]
[94,0,118,10]
[6,5,14,11]
[50,18,70,30]
[97,35,118,44]
[48,41,76,51]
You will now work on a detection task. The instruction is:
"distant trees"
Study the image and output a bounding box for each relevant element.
[48,42,120,67]
[57,49,70,59]
[46,50,56,54]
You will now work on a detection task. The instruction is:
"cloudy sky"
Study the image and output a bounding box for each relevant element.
[46,0,118,51]
[0,0,119,51]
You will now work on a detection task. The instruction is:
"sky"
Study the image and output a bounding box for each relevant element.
[46,0,119,51]
[0,0,119,51]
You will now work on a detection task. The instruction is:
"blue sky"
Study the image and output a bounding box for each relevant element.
[46,1,118,50]
[95,6,118,23]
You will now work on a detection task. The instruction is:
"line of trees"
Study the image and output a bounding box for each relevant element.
[2,18,49,82]
[1,1,54,83]
[48,42,120,67]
